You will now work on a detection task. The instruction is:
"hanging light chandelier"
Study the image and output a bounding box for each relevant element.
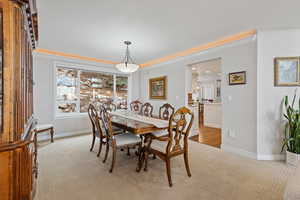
[115,41,139,73]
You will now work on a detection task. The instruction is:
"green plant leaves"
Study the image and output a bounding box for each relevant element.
[282,93,300,154]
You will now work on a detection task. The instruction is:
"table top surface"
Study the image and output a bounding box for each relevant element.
[111,114,168,135]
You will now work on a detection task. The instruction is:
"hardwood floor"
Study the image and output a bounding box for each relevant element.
[190,126,221,148]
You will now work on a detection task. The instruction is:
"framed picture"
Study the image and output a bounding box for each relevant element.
[274,57,300,86]
[149,76,167,99]
[228,71,246,85]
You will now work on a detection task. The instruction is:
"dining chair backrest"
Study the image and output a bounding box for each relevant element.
[118,101,127,109]
[98,105,113,139]
[130,100,143,113]
[103,102,117,112]
[141,102,153,117]
[88,104,97,133]
[159,103,175,120]
[166,107,194,155]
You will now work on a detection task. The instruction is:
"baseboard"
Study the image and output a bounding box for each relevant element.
[221,144,257,159]
[257,154,286,161]
[37,129,91,142]
[189,129,198,137]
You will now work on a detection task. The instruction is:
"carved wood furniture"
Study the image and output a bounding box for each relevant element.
[0,0,39,199]
[36,124,54,143]
[117,101,127,110]
[159,103,175,120]
[111,111,169,172]
[145,107,194,187]
[130,100,142,113]
[102,102,124,134]
[103,102,117,112]
[141,102,154,117]
[98,107,141,173]
[88,104,103,154]
[111,114,168,135]
[88,104,124,157]
[151,103,175,138]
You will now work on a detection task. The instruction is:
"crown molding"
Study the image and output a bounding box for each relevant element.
[35,29,256,68]
[140,29,257,68]
[34,48,118,65]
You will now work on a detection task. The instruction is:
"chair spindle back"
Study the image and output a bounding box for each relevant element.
[130,100,143,113]
[166,107,194,154]
[159,103,175,120]
[141,102,153,117]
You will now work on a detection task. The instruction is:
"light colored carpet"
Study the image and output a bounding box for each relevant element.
[36,135,295,200]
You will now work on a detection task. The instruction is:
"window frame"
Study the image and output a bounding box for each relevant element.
[53,61,130,118]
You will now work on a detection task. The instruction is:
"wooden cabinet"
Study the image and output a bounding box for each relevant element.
[0,0,38,200]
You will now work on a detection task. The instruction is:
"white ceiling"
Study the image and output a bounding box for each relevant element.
[37,0,300,64]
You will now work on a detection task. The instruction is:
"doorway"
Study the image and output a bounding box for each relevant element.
[188,58,222,148]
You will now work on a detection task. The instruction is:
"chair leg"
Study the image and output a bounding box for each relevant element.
[103,140,110,163]
[135,143,141,156]
[109,144,116,173]
[90,135,96,152]
[184,152,191,177]
[97,138,103,157]
[127,147,130,156]
[166,158,172,187]
[50,128,54,143]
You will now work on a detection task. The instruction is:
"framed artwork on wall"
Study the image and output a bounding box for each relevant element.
[228,71,246,85]
[274,57,300,86]
[149,76,167,99]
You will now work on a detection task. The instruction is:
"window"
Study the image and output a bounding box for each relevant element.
[80,71,114,112]
[56,66,128,115]
[56,68,79,114]
[116,76,128,109]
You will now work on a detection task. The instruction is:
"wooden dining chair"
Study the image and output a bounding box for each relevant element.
[117,101,128,110]
[102,102,125,134]
[145,107,194,187]
[151,103,175,138]
[88,104,123,157]
[141,102,153,117]
[88,104,109,157]
[159,103,175,120]
[103,102,117,112]
[130,100,142,113]
[97,106,142,173]
[88,104,98,152]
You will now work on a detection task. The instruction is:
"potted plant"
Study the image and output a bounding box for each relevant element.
[282,92,300,166]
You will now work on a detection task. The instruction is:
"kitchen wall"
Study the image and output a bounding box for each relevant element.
[33,53,138,140]
[139,38,258,158]
[257,29,300,160]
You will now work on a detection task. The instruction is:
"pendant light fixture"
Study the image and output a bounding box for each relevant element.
[115,41,139,73]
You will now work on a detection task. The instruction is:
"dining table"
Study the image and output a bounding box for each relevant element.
[110,110,169,172]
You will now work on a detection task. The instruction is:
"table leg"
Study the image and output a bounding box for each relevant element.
[50,128,54,143]
[136,134,151,172]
